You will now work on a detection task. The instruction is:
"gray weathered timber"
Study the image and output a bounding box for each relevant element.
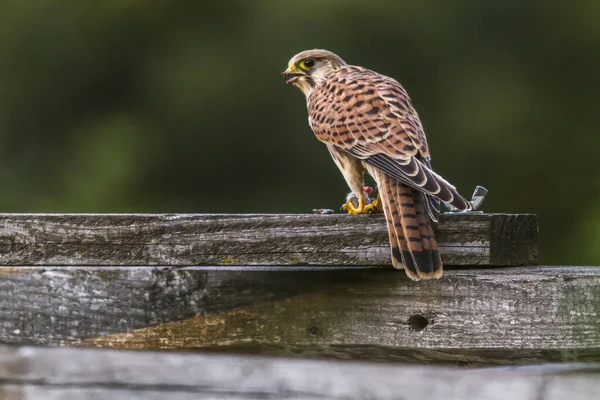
[0,213,538,267]
[0,267,340,347]
[81,266,600,365]
[1,346,600,400]
[1,266,598,365]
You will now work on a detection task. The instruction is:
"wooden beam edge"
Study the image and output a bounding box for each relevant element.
[0,212,539,267]
[0,345,599,400]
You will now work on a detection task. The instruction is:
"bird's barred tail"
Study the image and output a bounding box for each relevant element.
[375,170,442,281]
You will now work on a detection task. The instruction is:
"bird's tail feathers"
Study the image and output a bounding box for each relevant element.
[376,170,443,281]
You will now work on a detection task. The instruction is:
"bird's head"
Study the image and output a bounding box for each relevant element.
[282,49,346,97]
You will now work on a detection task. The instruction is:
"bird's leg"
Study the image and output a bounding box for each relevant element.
[364,192,382,214]
[325,144,369,215]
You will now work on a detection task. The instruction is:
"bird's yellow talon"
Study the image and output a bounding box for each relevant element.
[342,201,360,214]
[342,194,367,215]
[364,204,379,213]
[364,193,382,214]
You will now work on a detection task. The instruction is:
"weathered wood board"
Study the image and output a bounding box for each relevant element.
[0,266,341,347]
[1,345,599,400]
[1,266,598,366]
[0,213,538,267]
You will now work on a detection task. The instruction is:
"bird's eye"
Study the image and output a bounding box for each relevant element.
[301,59,315,69]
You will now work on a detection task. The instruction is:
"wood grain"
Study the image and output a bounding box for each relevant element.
[1,266,598,365]
[0,213,538,267]
[0,267,340,346]
[82,266,600,365]
[1,345,599,400]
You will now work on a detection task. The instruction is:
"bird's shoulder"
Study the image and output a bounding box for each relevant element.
[310,65,413,114]
[310,66,380,97]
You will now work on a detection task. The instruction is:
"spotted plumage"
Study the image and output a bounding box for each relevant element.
[283,49,471,280]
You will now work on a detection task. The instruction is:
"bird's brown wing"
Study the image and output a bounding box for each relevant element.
[308,66,471,215]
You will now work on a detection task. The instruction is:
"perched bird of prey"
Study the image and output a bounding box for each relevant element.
[282,49,472,280]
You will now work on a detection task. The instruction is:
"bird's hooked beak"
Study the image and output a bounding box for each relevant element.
[282,64,303,84]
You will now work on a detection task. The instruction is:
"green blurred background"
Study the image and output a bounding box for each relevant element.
[0,0,598,265]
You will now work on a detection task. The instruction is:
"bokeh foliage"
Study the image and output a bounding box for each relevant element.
[0,0,598,264]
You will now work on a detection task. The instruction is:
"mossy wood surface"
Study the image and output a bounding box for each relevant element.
[1,266,598,366]
[0,213,538,267]
[1,345,599,400]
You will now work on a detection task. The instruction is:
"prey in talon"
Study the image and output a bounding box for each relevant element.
[313,186,379,215]
[343,186,382,214]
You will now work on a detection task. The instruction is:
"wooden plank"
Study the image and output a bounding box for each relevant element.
[0,213,538,267]
[1,266,598,366]
[1,345,599,400]
[0,266,340,346]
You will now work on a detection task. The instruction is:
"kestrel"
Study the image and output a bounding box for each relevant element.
[283,49,472,280]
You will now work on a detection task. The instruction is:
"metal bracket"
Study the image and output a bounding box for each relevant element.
[444,185,488,214]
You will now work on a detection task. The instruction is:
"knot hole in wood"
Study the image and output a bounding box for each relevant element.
[408,314,429,332]
[307,323,319,337]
